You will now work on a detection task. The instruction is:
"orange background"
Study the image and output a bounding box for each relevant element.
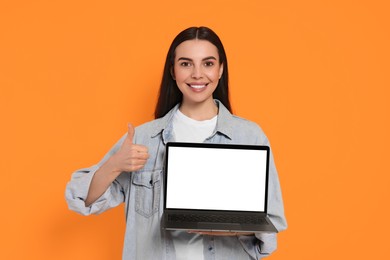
[1,0,389,259]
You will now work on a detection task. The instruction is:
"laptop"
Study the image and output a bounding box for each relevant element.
[162,142,278,233]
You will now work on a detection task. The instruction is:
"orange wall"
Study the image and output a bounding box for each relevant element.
[1,0,389,259]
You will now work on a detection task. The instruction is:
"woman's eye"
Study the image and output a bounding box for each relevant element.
[204,61,214,67]
[180,62,191,67]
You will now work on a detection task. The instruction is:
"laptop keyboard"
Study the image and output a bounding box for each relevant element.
[168,213,268,225]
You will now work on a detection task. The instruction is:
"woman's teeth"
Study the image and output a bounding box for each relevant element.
[190,84,206,89]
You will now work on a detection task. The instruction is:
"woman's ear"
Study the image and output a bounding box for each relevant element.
[219,63,224,79]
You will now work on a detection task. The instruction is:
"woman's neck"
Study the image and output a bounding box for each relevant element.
[179,99,218,121]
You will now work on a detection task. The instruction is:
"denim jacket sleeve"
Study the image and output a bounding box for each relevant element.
[254,136,287,256]
[65,134,128,215]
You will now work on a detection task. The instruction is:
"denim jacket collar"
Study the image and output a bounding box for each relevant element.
[150,100,233,143]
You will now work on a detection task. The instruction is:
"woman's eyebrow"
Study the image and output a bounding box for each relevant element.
[202,56,217,61]
[177,56,217,61]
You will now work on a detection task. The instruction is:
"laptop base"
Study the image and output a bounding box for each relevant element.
[163,212,278,233]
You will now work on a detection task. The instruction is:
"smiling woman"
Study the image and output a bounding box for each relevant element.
[65,26,287,260]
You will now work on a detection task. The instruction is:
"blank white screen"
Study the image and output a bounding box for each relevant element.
[166,146,267,212]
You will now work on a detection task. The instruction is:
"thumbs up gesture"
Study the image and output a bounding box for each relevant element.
[110,123,150,173]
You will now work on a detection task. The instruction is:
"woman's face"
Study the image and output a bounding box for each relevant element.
[172,39,223,107]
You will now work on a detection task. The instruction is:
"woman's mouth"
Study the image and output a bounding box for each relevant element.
[187,83,208,90]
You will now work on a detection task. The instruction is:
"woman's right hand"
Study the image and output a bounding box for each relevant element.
[85,123,149,206]
[108,123,150,174]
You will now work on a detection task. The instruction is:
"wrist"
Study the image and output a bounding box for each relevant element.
[102,156,122,178]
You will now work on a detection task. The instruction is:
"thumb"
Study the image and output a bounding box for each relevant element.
[126,123,135,143]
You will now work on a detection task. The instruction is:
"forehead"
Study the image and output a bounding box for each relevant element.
[174,40,219,60]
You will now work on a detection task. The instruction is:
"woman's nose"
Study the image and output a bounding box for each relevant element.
[191,65,203,79]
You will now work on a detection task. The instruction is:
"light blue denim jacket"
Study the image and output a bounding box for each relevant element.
[65,100,287,260]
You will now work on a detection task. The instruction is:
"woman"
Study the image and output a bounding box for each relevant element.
[66,26,287,259]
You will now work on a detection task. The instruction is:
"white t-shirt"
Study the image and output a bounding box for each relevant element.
[171,108,217,259]
[172,109,217,143]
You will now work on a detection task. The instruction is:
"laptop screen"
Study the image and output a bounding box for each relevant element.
[165,143,269,212]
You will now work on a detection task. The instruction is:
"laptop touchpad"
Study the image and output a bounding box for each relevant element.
[197,223,241,230]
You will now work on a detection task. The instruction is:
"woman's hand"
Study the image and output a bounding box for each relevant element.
[108,123,149,174]
[85,123,149,206]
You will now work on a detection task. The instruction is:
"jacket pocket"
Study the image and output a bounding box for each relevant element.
[132,170,162,218]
